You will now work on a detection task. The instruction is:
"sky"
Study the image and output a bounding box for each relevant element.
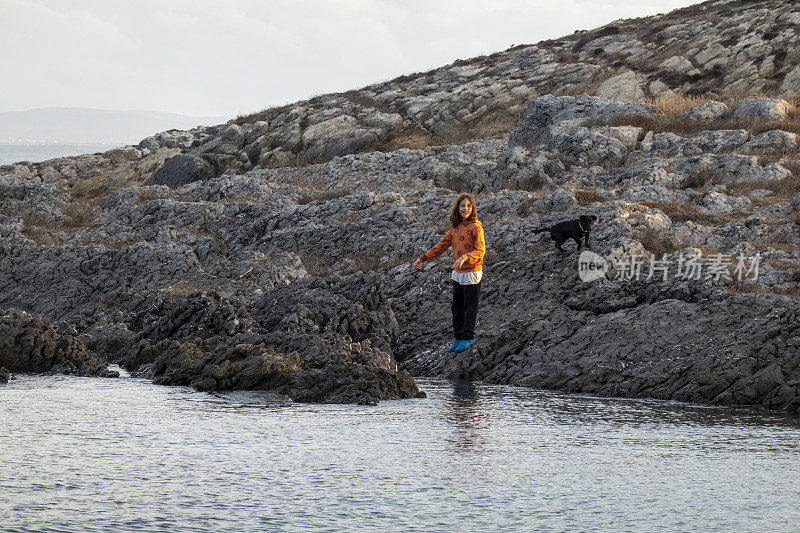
[1,0,698,119]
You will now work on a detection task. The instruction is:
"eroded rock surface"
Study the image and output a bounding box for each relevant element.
[2,0,797,195]
[0,310,116,377]
[1,0,799,409]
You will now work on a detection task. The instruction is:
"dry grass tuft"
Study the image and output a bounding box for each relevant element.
[297,250,411,276]
[517,196,536,218]
[575,189,607,205]
[62,202,97,228]
[726,171,800,200]
[602,94,800,137]
[135,189,162,204]
[684,167,722,191]
[635,227,679,257]
[639,201,748,226]
[371,126,444,152]
[726,278,800,298]
[784,159,800,181]
[767,259,800,272]
[21,214,52,245]
[646,94,711,117]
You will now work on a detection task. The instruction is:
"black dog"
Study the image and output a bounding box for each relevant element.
[533,215,597,252]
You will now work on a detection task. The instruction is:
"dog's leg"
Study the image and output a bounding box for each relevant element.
[584,233,591,249]
[574,237,582,251]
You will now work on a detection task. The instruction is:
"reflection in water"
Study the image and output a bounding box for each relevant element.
[445,379,491,451]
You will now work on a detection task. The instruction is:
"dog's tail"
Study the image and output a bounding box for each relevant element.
[532,227,550,234]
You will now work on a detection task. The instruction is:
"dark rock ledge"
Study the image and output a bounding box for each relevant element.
[0,309,117,378]
[400,258,800,415]
[113,275,423,404]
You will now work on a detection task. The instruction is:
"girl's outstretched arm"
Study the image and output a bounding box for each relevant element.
[416,229,454,264]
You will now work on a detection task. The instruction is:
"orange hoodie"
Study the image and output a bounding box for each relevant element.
[418,220,485,273]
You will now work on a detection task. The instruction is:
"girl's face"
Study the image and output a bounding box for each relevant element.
[459,198,473,219]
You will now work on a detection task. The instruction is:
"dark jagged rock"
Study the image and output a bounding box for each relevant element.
[0,309,117,377]
[399,258,800,414]
[152,154,217,188]
[130,338,420,405]
[116,274,419,404]
[0,367,9,383]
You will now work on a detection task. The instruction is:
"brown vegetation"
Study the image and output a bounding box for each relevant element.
[575,189,608,205]
[21,215,52,245]
[369,126,445,153]
[684,167,722,191]
[517,196,536,218]
[605,94,800,137]
[62,202,97,229]
[635,227,678,257]
[297,250,412,277]
[726,171,800,199]
[135,188,163,204]
[639,201,748,226]
[648,94,711,117]
[727,278,800,298]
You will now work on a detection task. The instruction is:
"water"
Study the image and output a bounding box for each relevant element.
[2,373,800,532]
[0,143,112,165]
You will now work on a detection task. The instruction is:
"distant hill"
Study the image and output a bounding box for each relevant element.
[0,108,227,145]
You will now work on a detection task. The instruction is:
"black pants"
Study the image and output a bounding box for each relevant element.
[452,281,481,340]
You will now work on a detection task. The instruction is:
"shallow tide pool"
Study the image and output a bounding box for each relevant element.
[2,373,799,532]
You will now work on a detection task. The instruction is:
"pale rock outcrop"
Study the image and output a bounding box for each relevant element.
[508,94,653,150]
[780,64,800,92]
[683,101,729,122]
[731,98,792,121]
[659,55,696,75]
[649,80,676,100]
[596,71,645,102]
[742,130,799,154]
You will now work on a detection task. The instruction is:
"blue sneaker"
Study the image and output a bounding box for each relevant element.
[455,339,476,352]
[448,340,459,352]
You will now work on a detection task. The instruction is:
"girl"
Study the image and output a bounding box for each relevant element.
[413,193,485,353]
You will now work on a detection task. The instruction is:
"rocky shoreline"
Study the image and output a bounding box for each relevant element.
[0,309,117,378]
[1,0,799,411]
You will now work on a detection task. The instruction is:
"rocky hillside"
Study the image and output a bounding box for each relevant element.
[1,0,799,409]
[2,0,798,195]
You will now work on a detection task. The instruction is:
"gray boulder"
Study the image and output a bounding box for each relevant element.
[781,64,800,92]
[622,185,679,204]
[509,94,653,150]
[731,98,792,121]
[596,71,645,102]
[659,55,696,75]
[742,130,798,153]
[683,101,729,121]
[152,154,216,188]
[301,115,380,162]
[647,130,749,157]
[699,190,752,214]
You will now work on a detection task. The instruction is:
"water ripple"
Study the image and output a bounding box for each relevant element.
[2,375,800,532]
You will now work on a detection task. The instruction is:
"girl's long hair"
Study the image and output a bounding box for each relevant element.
[449,193,478,228]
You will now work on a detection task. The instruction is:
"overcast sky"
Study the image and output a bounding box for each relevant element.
[1,0,698,118]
